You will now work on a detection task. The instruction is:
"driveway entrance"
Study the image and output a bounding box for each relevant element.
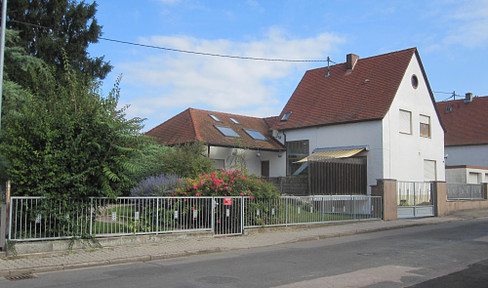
[397,182,434,218]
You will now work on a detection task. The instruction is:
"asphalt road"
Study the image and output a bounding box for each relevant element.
[2,218,488,287]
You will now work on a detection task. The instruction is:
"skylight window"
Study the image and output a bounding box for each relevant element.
[281,111,292,121]
[209,114,221,122]
[215,126,240,138]
[229,117,240,124]
[244,129,267,141]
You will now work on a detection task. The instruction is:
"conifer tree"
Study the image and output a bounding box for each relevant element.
[7,0,112,80]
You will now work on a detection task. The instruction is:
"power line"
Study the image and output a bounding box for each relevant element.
[10,19,333,63]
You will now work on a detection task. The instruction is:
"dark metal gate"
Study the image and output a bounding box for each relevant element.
[213,197,243,236]
[309,157,367,195]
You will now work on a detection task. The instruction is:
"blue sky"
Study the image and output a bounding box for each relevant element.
[88,0,488,131]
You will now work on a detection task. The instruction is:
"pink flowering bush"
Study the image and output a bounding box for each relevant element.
[174,169,279,198]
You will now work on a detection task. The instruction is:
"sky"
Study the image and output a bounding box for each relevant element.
[87,0,488,131]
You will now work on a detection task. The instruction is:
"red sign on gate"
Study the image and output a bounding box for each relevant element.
[224,198,233,205]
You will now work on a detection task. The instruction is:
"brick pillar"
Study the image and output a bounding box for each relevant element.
[371,179,398,221]
[432,181,447,217]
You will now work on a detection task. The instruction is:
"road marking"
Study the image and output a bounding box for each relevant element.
[272,265,420,288]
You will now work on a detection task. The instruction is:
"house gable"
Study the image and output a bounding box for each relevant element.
[382,50,445,182]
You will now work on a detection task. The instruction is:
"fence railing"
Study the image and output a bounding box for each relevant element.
[397,181,432,206]
[9,195,382,241]
[447,183,483,200]
[244,195,382,228]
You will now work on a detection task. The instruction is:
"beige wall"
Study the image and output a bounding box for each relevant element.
[373,180,488,220]
[435,181,488,215]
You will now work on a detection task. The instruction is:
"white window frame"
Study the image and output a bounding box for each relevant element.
[399,109,412,135]
[419,114,431,138]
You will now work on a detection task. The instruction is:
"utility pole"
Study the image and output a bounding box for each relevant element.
[0,0,7,137]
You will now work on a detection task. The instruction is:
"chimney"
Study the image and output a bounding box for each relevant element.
[346,53,359,71]
[464,92,473,103]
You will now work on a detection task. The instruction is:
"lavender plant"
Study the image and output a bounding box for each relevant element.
[130,174,181,196]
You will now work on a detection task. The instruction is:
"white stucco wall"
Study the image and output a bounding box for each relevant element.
[208,146,286,177]
[445,145,488,167]
[282,120,383,191]
[383,54,445,182]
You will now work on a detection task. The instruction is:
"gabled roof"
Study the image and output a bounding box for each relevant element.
[435,96,488,146]
[271,48,420,130]
[146,108,285,151]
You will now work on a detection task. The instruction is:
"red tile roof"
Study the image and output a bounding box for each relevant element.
[146,108,285,151]
[270,48,420,130]
[436,96,488,146]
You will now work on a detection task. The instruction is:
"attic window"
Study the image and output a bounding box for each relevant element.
[411,75,418,89]
[243,129,267,141]
[445,105,453,113]
[209,114,221,122]
[215,126,240,138]
[281,111,292,121]
[229,117,240,124]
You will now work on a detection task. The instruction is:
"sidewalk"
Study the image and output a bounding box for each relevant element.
[1,209,487,278]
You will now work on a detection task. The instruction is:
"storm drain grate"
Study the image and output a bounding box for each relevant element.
[5,273,37,281]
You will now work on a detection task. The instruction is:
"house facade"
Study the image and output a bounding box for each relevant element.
[147,48,445,194]
[435,95,488,168]
[269,48,445,193]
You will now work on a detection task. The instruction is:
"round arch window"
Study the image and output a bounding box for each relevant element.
[411,74,419,89]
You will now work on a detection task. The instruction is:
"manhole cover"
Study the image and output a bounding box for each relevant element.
[5,273,37,281]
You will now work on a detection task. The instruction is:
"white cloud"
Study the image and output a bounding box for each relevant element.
[438,0,488,48]
[118,30,344,126]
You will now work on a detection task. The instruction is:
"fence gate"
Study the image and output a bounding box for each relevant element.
[397,182,434,218]
[213,197,243,236]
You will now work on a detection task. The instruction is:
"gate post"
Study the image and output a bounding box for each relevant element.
[432,181,447,216]
[0,204,6,251]
[371,179,397,220]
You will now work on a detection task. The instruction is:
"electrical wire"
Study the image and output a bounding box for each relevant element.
[10,19,333,63]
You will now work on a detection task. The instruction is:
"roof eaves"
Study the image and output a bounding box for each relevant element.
[277,118,384,132]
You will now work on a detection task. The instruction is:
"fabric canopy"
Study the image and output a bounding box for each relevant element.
[297,148,365,163]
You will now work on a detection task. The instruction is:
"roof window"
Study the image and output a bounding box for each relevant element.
[243,129,267,141]
[209,114,221,122]
[215,126,240,138]
[281,111,292,121]
[229,117,240,124]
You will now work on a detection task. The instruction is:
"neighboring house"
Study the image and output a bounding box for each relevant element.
[268,48,445,193]
[445,165,488,184]
[148,48,445,195]
[145,108,285,177]
[435,95,488,168]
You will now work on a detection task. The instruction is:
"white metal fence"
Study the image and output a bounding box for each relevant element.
[446,183,483,200]
[9,195,382,241]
